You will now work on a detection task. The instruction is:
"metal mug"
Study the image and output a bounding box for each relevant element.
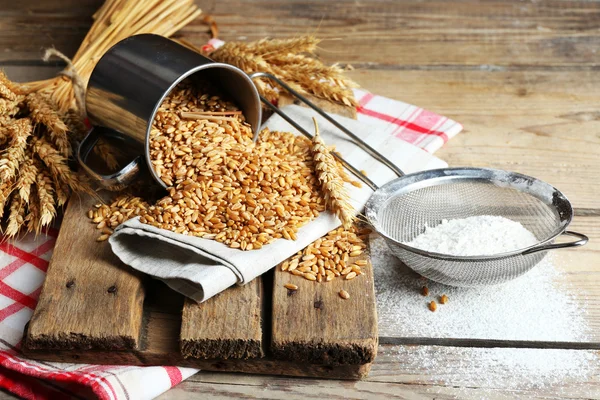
[79,33,262,191]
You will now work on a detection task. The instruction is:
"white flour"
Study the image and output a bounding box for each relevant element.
[403,215,538,256]
[373,232,596,391]
[372,234,591,342]
[392,345,598,392]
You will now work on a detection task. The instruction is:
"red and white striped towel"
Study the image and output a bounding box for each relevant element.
[0,91,462,400]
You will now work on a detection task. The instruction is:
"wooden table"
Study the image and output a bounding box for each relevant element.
[1,0,599,398]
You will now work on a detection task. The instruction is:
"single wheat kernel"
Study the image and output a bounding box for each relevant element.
[421,286,429,296]
[339,289,350,299]
[355,259,368,266]
[429,301,437,312]
[345,272,357,280]
[284,283,298,291]
[303,272,317,281]
[96,234,109,242]
[440,294,449,304]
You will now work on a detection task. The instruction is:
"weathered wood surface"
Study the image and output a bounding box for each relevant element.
[271,251,378,365]
[155,344,600,400]
[1,0,599,69]
[180,279,264,360]
[3,0,600,398]
[23,277,372,379]
[26,193,146,350]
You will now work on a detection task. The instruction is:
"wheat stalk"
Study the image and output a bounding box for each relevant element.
[23,0,202,115]
[310,118,355,229]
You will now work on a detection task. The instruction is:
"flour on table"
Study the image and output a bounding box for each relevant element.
[403,215,538,256]
[372,234,590,342]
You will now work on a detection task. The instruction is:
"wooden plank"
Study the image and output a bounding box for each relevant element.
[26,193,146,350]
[1,0,600,68]
[22,301,371,379]
[346,69,600,210]
[270,246,378,365]
[180,279,264,360]
[157,344,600,400]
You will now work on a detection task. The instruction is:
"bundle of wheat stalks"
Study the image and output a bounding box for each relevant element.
[0,0,202,238]
[206,36,358,108]
[0,73,90,237]
[25,0,201,115]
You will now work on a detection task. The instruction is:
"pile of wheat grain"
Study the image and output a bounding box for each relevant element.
[281,225,370,282]
[89,81,359,252]
[0,73,90,238]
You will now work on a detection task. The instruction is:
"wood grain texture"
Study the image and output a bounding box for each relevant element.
[1,0,600,69]
[180,279,264,360]
[26,193,146,350]
[271,250,378,365]
[157,344,600,400]
[347,69,600,210]
[23,298,371,380]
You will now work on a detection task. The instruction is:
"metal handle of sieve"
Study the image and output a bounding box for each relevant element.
[521,231,589,255]
[248,71,410,190]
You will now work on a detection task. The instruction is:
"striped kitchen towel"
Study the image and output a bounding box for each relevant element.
[0,91,462,400]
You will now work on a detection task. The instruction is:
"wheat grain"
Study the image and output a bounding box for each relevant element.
[283,225,368,283]
[310,118,355,229]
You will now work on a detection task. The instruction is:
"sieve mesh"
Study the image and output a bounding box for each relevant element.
[367,169,574,287]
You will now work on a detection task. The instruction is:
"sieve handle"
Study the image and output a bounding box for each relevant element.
[522,231,589,255]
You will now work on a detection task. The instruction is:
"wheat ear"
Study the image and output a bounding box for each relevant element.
[35,170,56,228]
[32,136,92,195]
[26,93,71,157]
[5,193,25,238]
[0,118,32,182]
[310,118,355,229]
[16,155,37,204]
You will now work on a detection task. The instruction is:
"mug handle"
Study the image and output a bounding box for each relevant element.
[522,231,589,255]
[77,127,142,191]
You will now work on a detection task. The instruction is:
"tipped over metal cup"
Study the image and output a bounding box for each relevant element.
[79,33,262,191]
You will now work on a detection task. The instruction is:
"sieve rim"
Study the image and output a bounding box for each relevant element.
[365,167,574,261]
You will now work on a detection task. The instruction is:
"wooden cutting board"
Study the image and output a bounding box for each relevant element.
[22,189,378,379]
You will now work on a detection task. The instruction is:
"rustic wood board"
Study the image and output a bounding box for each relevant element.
[26,193,146,350]
[271,252,378,365]
[180,280,264,360]
[23,144,377,377]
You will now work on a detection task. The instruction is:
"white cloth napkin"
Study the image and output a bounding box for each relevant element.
[109,105,447,302]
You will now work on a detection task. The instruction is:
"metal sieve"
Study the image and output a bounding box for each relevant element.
[364,168,588,286]
[250,73,588,287]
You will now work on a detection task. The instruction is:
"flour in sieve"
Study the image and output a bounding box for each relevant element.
[403,215,538,256]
